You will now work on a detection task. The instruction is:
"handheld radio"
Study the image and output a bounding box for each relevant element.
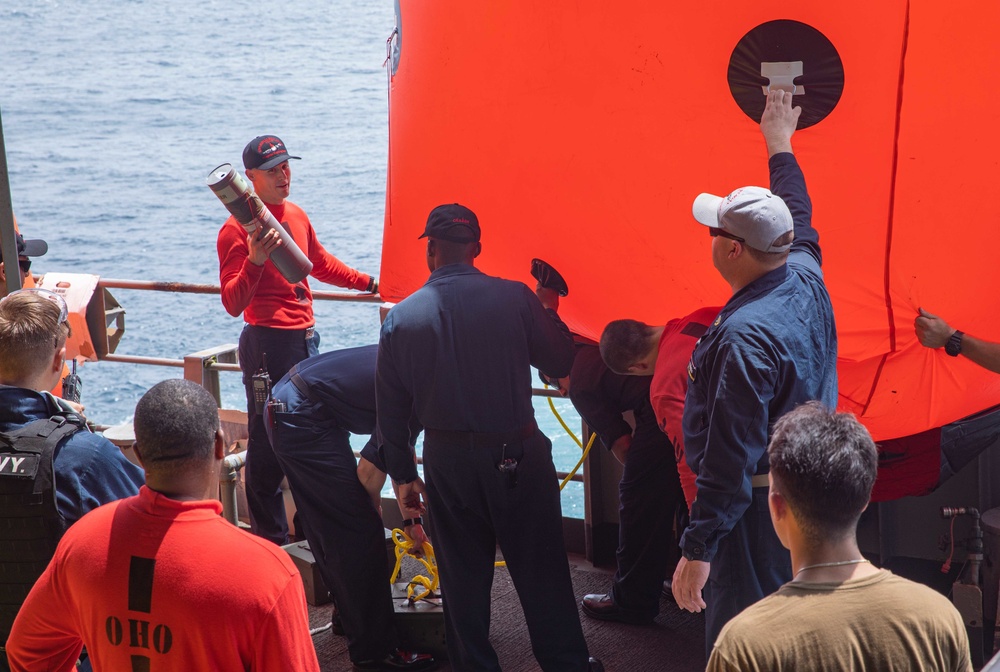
[252,353,272,415]
[61,360,82,404]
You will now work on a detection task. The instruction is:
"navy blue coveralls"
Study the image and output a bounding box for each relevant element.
[265,344,402,664]
[680,152,838,656]
[240,324,319,545]
[376,264,592,672]
[565,345,681,620]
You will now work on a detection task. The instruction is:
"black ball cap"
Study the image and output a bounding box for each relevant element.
[531,258,568,297]
[4,233,47,258]
[243,135,301,171]
[419,203,481,243]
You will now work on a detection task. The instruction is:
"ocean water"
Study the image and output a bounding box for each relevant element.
[1,0,587,516]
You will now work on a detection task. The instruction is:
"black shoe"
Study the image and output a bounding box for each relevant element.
[589,657,605,672]
[330,612,345,636]
[662,579,674,602]
[351,649,438,672]
[581,593,653,625]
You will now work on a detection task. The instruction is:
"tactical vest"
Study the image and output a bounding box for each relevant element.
[0,413,86,661]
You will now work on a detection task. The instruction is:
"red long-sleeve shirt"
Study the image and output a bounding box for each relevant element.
[217,200,371,328]
[650,306,721,509]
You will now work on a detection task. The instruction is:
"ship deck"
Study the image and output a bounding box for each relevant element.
[307,556,706,672]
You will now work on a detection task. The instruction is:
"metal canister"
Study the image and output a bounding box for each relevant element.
[207,163,313,284]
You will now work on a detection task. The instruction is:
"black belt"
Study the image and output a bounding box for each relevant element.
[288,364,319,405]
[245,324,316,341]
[424,422,538,446]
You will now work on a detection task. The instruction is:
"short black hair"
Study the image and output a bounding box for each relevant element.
[768,402,878,543]
[599,319,656,374]
[429,237,479,265]
[134,379,220,469]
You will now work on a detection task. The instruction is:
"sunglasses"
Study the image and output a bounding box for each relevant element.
[709,228,745,243]
[1,287,69,324]
[18,258,31,273]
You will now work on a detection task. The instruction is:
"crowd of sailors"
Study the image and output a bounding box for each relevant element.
[0,90,984,671]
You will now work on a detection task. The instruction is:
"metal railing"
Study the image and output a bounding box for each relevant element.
[95,277,583,485]
[98,278,383,303]
[90,277,609,561]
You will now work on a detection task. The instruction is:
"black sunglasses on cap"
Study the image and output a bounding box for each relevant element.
[709,228,745,243]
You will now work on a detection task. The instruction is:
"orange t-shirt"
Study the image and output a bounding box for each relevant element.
[8,486,320,671]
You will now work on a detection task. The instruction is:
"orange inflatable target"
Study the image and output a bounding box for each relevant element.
[380,2,1000,446]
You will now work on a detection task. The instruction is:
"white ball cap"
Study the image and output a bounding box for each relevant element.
[692,186,793,253]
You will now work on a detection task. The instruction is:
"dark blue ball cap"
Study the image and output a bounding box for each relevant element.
[4,233,47,258]
[419,203,481,243]
[243,135,301,171]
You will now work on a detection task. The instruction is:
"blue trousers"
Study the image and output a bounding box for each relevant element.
[703,487,791,657]
[266,380,398,663]
[423,429,590,672]
[610,420,681,618]
[238,324,318,545]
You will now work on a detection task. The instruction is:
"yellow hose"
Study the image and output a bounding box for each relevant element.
[545,385,597,489]
[560,432,596,490]
[548,394,585,449]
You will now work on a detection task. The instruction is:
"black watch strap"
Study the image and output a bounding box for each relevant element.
[945,330,964,357]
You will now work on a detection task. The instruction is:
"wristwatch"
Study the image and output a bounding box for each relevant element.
[945,330,964,357]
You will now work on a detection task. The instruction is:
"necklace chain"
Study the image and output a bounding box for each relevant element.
[795,558,870,577]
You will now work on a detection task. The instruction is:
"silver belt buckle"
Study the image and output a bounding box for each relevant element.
[304,327,315,341]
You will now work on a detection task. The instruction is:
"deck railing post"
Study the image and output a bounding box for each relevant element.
[220,451,247,525]
[583,420,623,567]
[183,344,239,407]
[0,107,22,297]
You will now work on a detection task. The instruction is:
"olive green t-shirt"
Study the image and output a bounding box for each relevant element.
[707,569,972,672]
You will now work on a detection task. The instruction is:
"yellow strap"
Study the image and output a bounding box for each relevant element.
[389,528,440,603]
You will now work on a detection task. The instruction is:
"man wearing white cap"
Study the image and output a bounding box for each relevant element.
[671,89,838,657]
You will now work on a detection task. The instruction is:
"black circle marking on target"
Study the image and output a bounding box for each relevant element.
[728,20,844,129]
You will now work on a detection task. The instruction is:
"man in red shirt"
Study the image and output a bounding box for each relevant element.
[217,135,377,544]
[7,379,320,671]
[599,307,721,510]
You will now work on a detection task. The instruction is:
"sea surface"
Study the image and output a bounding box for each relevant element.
[1,0,587,516]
